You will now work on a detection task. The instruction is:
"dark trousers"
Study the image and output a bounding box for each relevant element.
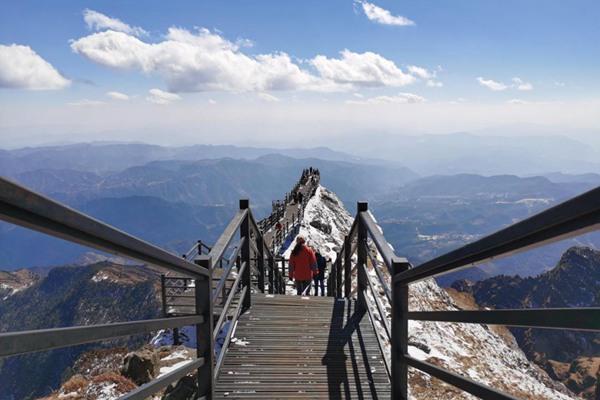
[296,280,311,295]
[313,276,325,296]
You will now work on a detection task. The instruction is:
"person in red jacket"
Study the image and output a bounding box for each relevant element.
[288,235,317,295]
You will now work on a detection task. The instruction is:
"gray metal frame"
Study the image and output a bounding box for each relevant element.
[333,186,600,400]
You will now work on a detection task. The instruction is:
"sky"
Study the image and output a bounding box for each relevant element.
[0,0,599,148]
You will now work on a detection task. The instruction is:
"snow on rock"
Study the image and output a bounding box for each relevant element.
[283,186,352,258]
[288,184,575,399]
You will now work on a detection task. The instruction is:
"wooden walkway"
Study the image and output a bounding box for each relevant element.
[262,178,317,252]
[215,294,390,399]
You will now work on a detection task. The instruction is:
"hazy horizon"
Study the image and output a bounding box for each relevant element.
[1,1,599,150]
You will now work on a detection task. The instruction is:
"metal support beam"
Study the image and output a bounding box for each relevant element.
[0,177,208,278]
[268,254,275,294]
[195,256,214,399]
[257,235,265,292]
[0,315,204,357]
[409,308,600,331]
[391,258,410,400]
[344,235,352,298]
[240,199,251,311]
[357,201,368,309]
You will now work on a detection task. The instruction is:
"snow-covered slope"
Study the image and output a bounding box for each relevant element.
[291,185,575,399]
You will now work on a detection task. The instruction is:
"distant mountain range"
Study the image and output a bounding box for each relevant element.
[0,150,417,270]
[452,246,600,399]
[372,174,600,281]
[0,142,376,176]
[334,132,600,176]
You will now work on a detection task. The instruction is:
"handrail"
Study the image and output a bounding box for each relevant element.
[336,194,600,400]
[0,315,204,357]
[0,177,208,278]
[408,308,600,331]
[360,211,395,272]
[1,168,321,399]
[403,356,518,400]
[213,261,247,340]
[120,358,205,400]
[212,238,245,302]
[395,185,600,285]
[214,286,248,378]
[209,209,248,266]
[367,250,391,302]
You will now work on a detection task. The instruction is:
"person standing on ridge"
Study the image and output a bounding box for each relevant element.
[288,236,316,295]
[314,250,327,296]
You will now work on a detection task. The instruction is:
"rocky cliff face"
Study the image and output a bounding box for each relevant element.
[0,262,162,400]
[296,185,575,399]
[453,246,600,398]
[0,269,39,300]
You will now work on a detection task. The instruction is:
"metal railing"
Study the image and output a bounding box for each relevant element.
[0,176,212,399]
[0,177,286,399]
[333,186,600,399]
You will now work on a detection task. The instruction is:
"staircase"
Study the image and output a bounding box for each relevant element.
[215,294,390,399]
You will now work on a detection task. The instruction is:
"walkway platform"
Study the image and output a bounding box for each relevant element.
[215,294,390,399]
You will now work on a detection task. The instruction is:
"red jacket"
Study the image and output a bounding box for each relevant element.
[289,245,316,281]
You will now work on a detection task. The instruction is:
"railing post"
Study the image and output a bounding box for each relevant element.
[391,257,410,400]
[257,235,265,293]
[357,202,368,309]
[240,199,252,311]
[336,257,343,298]
[328,259,336,297]
[268,254,275,294]
[194,256,214,399]
[160,274,167,317]
[344,235,351,298]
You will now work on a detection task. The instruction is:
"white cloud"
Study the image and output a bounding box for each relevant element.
[507,99,529,105]
[257,92,280,102]
[476,77,508,91]
[106,91,129,100]
[554,81,566,87]
[83,9,147,37]
[407,65,433,80]
[408,65,443,87]
[512,77,533,91]
[71,26,419,93]
[68,99,105,106]
[356,1,415,26]
[0,44,70,90]
[208,99,217,105]
[347,92,426,105]
[146,88,181,105]
[426,80,443,88]
[311,49,416,88]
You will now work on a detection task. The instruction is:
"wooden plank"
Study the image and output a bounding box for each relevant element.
[216,294,389,399]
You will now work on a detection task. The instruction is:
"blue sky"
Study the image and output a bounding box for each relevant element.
[0,1,599,147]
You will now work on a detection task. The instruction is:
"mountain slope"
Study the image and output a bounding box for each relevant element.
[453,246,600,398]
[285,185,574,399]
[0,262,162,400]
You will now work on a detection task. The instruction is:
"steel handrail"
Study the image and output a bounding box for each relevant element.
[120,358,206,400]
[214,286,248,378]
[209,209,248,266]
[395,185,600,285]
[0,177,209,278]
[212,238,245,302]
[213,261,247,339]
[0,315,204,357]
[360,211,396,272]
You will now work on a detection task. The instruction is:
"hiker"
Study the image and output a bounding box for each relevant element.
[288,236,317,295]
[313,250,327,296]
